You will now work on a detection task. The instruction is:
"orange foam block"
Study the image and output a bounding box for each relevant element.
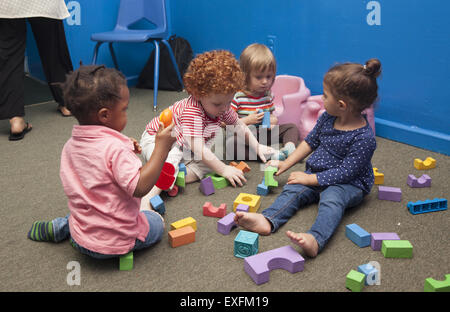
[168,226,195,248]
[230,161,251,173]
[203,202,227,218]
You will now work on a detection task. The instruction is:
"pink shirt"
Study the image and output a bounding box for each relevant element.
[144,96,239,147]
[60,125,149,255]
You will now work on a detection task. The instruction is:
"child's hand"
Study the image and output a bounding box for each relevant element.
[244,112,264,125]
[257,144,276,163]
[155,121,176,149]
[266,160,290,176]
[130,137,142,154]
[287,171,318,185]
[220,165,247,188]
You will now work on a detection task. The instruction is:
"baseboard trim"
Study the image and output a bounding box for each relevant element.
[375,117,450,156]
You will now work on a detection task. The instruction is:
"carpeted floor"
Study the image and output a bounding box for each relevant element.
[0,86,448,293]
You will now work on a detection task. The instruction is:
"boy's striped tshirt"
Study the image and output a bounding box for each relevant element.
[231,90,275,116]
[144,96,238,147]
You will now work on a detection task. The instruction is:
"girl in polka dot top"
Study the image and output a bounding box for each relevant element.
[234,59,381,257]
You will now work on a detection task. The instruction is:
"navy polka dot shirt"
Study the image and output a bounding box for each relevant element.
[304,112,376,194]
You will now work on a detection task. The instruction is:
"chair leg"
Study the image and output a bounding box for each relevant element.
[92,42,103,64]
[152,40,160,111]
[161,39,184,89]
[108,42,120,70]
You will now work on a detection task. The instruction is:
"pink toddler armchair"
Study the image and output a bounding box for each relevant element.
[272,75,375,141]
[272,75,311,133]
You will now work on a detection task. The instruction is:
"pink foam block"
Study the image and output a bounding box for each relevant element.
[378,186,402,202]
[203,202,227,218]
[244,245,305,285]
[407,174,431,188]
[217,212,237,235]
[199,176,215,196]
[371,232,400,251]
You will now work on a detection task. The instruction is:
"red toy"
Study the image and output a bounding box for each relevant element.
[155,162,176,190]
[203,202,227,218]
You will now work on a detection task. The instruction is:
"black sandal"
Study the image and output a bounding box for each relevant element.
[9,122,32,141]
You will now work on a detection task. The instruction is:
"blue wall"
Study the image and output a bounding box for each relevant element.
[169,0,450,155]
[26,0,450,155]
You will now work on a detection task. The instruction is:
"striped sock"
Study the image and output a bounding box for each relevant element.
[27,221,55,242]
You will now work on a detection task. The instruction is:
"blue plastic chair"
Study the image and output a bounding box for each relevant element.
[91,0,183,111]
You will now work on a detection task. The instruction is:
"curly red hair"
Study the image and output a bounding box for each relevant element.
[183,50,245,99]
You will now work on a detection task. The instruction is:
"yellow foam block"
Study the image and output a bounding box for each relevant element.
[170,217,197,231]
[233,193,261,213]
[373,168,384,185]
[414,157,436,170]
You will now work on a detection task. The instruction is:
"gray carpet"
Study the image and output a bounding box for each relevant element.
[0,87,448,292]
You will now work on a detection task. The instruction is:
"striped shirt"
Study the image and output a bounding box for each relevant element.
[231,90,275,116]
[145,96,239,147]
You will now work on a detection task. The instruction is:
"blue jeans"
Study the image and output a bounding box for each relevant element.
[262,183,364,252]
[52,210,165,259]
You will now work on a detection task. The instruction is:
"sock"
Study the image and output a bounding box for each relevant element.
[27,221,55,242]
[281,142,296,157]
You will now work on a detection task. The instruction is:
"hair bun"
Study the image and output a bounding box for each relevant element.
[364,58,381,78]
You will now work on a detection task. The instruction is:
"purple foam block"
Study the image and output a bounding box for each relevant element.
[378,186,402,202]
[199,176,215,196]
[236,204,249,212]
[407,174,431,188]
[371,232,400,251]
[244,245,304,285]
[217,212,237,235]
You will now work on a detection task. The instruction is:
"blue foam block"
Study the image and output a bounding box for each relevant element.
[357,263,379,285]
[345,223,371,247]
[150,195,165,214]
[407,198,447,215]
[257,177,269,196]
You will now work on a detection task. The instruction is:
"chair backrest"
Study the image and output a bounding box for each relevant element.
[271,75,302,99]
[115,0,167,34]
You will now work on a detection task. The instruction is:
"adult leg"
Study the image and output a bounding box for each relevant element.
[307,184,364,252]
[28,17,73,115]
[0,18,32,137]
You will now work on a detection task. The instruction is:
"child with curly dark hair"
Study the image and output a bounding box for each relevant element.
[27,65,175,259]
[140,50,275,209]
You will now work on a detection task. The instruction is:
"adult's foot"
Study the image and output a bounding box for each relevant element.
[9,117,32,141]
[57,105,72,117]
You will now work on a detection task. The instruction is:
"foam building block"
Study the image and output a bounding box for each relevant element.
[424,274,450,292]
[407,198,447,215]
[378,186,402,202]
[235,204,249,212]
[203,202,227,218]
[230,161,251,173]
[175,171,185,188]
[234,230,259,258]
[217,212,237,235]
[178,163,187,175]
[261,111,271,129]
[150,195,165,215]
[371,232,400,251]
[233,193,261,213]
[257,177,269,196]
[373,168,384,185]
[170,217,197,231]
[205,172,229,189]
[264,166,278,187]
[119,252,133,271]
[414,157,436,170]
[199,176,215,196]
[357,263,379,285]
[155,162,176,190]
[168,226,195,248]
[407,174,431,188]
[244,245,305,285]
[345,223,371,247]
[346,270,365,292]
[381,240,413,258]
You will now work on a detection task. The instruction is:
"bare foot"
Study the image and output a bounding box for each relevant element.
[57,105,72,117]
[234,211,272,235]
[286,231,319,258]
[9,117,31,134]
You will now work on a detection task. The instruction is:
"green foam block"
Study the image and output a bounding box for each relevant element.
[346,269,365,292]
[120,252,133,271]
[381,240,413,258]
